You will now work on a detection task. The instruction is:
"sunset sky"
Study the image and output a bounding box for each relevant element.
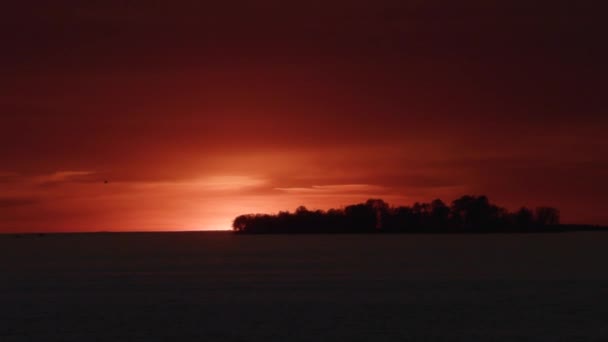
[1,1,607,232]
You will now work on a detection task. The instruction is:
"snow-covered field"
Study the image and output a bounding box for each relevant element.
[2,232,607,341]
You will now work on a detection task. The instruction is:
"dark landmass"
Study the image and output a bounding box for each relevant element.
[233,195,607,234]
[3,232,608,341]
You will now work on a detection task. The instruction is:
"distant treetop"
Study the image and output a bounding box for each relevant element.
[233,195,565,234]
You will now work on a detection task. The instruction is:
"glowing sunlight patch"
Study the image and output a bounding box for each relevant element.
[274,184,385,194]
[198,175,267,191]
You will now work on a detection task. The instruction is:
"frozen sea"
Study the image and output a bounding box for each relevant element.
[1,231,608,341]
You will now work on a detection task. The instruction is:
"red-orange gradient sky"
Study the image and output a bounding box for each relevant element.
[1,1,607,232]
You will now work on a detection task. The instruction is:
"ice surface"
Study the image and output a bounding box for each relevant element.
[1,232,607,341]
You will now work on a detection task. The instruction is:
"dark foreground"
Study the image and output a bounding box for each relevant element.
[1,232,608,341]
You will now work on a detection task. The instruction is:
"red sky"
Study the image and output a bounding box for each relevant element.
[1,1,607,232]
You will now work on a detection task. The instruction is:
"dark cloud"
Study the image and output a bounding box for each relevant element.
[1,1,606,73]
[0,197,38,208]
[0,173,19,183]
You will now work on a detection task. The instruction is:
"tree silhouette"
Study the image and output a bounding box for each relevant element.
[514,207,534,229]
[430,199,450,230]
[232,195,572,234]
[535,207,560,226]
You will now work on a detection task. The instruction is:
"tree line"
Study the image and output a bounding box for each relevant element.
[232,195,565,234]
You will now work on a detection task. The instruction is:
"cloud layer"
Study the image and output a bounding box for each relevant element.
[1,1,607,231]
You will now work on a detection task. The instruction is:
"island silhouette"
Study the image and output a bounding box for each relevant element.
[233,195,605,234]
